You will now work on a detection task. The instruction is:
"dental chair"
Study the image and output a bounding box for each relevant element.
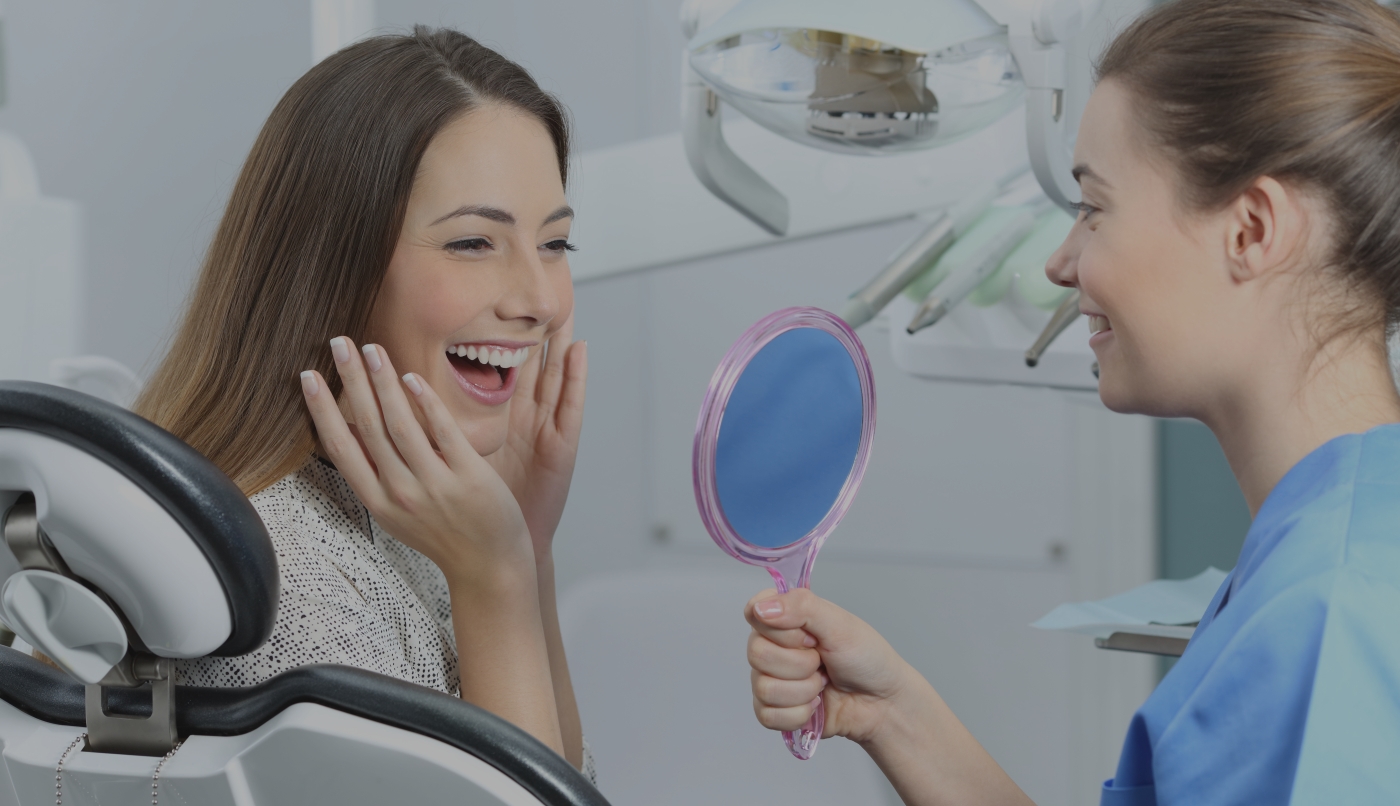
[0,381,608,806]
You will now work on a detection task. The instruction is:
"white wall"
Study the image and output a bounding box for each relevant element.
[0,1,310,374]
[379,0,686,150]
[0,0,684,375]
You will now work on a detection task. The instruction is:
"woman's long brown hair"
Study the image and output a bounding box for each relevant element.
[134,27,570,494]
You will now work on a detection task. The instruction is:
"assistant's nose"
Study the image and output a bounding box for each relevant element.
[1045,217,1088,289]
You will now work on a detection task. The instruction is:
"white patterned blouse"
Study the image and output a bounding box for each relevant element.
[174,458,597,785]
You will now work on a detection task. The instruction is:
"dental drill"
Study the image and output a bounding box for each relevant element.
[839,164,1032,330]
[905,205,1041,335]
[839,182,998,329]
[1024,290,1081,367]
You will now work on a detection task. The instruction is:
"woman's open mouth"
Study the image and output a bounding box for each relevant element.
[445,343,531,405]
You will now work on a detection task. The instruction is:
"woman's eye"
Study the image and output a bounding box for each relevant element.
[542,239,578,253]
[1070,202,1100,221]
[446,237,492,254]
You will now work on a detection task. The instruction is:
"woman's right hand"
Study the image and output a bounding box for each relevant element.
[745,587,918,745]
[299,336,536,587]
[748,589,1034,806]
[301,337,565,755]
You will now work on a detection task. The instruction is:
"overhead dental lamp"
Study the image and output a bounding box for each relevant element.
[681,0,1101,236]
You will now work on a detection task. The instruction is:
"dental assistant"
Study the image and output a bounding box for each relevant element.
[743,0,1400,803]
[133,28,595,780]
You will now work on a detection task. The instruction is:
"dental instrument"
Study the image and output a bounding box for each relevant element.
[965,204,1074,309]
[905,203,1041,334]
[840,164,1032,329]
[1024,289,1081,367]
[839,181,997,329]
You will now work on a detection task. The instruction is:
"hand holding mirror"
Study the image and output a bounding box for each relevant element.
[692,307,877,760]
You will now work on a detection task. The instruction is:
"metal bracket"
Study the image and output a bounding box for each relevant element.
[1094,631,1189,657]
[85,653,178,755]
[5,497,178,753]
[2,492,70,574]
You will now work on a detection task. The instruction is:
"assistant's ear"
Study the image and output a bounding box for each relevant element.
[1224,176,1308,284]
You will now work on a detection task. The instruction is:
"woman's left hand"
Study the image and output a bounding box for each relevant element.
[484,313,587,560]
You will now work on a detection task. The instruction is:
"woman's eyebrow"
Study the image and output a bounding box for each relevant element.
[431,204,515,226]
[429,204,574,227]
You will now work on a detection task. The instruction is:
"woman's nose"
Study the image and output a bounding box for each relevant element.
[499,247,561,326]
[1045,220,1086,288]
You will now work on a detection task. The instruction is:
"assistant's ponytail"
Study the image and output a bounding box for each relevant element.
[1099,0,1400,327]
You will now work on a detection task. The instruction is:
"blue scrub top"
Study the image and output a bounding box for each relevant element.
[1102,424,1400,806]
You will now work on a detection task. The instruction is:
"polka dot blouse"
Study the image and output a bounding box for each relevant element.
[175,458,597,784]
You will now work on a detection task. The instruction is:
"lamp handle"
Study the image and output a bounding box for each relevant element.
[1009,0,1083,213]
[680,56,790,236]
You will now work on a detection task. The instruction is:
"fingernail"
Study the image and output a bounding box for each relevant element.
[754,599,783,619]
[362,343,383,372]
[803,633,817,647]
[810,695,823,709]
[402,373,423,396]
[820,672,829,687]
[300,370,318,397]
[330,337,350,364]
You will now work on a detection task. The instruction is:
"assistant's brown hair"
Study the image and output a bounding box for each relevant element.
[134,26,570,494]
[1098,0,1400,328]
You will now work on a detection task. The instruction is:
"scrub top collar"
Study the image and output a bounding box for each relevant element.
[1218,423,1397,621]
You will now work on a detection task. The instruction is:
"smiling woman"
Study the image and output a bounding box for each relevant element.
[132,27,595,781]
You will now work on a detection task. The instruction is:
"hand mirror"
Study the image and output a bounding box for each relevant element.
[692,307,877,760]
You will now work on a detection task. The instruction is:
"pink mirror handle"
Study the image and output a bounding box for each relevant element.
[770,564,823,760]
[785,698,824,760]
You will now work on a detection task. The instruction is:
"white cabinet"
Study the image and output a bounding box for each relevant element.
[0,131,81,384]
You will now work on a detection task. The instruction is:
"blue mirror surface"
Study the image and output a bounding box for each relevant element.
[715,327,863,549]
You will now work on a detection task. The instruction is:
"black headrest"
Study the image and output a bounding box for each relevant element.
[0,381,277,656]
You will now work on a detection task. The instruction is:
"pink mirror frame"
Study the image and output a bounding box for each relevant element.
[692,306,877,759]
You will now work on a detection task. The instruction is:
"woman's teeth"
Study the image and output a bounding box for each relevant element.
[1088,315,1111,335]
[446,344,530,368]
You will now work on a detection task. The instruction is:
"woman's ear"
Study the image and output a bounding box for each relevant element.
[1224,176,1309,285]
